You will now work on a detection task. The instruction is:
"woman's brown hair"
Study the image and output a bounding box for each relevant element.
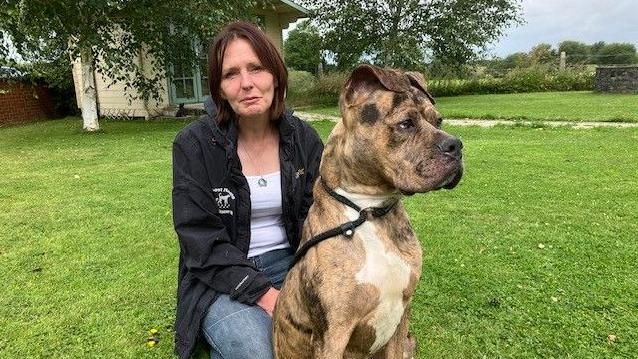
[208,21,288,125]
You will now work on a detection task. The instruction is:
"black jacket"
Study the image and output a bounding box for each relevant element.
[171,110,323,359]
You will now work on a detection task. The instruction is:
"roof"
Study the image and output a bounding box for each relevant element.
[279,0,309,15]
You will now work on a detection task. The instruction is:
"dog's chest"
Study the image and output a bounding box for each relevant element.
[343,207,412,353]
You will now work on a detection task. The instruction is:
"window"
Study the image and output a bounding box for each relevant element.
[169,42,210,104]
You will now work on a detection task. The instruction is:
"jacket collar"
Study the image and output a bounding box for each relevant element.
[208,109,297,157]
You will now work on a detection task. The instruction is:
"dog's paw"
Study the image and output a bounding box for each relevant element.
[403,333,417,359]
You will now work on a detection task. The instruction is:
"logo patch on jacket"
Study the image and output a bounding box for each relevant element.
[212,187,235,215]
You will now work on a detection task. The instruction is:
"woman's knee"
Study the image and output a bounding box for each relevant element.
[201,295,273,359]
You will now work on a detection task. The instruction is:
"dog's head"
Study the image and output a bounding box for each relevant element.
[321,64,463,195]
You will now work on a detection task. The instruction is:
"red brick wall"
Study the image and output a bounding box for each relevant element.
[0,80,57,125]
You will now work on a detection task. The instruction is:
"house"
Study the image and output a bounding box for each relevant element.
[71,0,307,119]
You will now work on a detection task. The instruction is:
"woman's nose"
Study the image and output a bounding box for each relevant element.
[240,71,253,89]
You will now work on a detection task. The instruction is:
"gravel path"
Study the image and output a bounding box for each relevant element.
[295,111,638,129]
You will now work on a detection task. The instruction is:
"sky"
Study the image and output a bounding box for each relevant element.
[487,0,638,57]
[284,0,638,59]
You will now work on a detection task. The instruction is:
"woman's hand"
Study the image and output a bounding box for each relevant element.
[256,287,279,317]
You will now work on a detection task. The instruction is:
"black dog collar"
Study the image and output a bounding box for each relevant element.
[290,178,399,269]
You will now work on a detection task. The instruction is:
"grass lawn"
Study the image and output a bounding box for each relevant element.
[302,91,638,123]
[1,117,637,358]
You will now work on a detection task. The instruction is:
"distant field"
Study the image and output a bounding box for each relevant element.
[301,91,638,122]
[1,118,637,357]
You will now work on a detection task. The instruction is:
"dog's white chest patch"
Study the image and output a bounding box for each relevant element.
[342,204,411,353]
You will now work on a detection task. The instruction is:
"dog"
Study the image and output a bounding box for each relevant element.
[216,193,232,208]
[273,64,463,359]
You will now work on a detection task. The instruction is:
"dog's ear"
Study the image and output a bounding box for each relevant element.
[406,71,436,104]
[343,64,410,105]
[405,71,427,93]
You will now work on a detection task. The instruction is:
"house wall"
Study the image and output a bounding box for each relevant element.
[72,52,170,119]
[0,80,56,125]
[260,8,302,57]
[263,13,284,52]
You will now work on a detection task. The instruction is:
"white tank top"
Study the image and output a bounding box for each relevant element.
[246,171,290,258]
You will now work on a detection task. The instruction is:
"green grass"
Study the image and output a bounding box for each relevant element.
[1,118,637,358]
[302,91,638,123]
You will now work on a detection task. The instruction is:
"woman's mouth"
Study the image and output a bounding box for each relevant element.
[241,97,260,104]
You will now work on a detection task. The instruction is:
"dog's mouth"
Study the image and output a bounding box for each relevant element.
[398,158,463,194]
[437,165,463,190]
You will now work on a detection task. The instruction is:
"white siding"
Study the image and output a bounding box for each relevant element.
[72,51,170,119]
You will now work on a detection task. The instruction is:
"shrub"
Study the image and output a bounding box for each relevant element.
[287,70,316,106]
[428,66,594,97]
[287,71,347,108]
[312,72,348,105]
[286,66,594,107]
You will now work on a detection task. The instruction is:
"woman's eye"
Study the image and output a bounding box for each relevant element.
[397,119,415,130]
[250,66,264,73]
[223,72,237,79]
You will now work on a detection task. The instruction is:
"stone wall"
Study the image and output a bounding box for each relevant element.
[594,66,638,93]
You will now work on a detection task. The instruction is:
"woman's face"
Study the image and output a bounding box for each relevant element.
[219,38,275,121]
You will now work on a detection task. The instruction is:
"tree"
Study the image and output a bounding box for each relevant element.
[299,0,523,70]
[596,43,637,65]
[0,0,260,131]
[529,43,557,65]
[284,20,323,74]
[503,52,531,69]
[558,41,590,64]
[589,41,606,63]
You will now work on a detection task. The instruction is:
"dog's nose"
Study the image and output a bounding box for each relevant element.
[438,136,463,159]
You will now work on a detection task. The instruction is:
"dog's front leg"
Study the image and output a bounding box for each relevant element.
[370,305,414,359]
[313,324,356,359]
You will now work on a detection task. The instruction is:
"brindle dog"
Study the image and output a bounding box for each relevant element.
[273,64,463,359]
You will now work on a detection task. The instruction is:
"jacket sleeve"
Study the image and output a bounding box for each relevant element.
[172,132,271,304]
[300,124,324,220]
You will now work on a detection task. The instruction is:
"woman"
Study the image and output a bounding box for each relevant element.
[172,21,323,359]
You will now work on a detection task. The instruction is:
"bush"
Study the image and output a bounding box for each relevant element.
[14,60,79,117]
[428,78,503,97]
[502,66,549,92]
[428,66,593,97]
[287,71,347,108]
[286,66,594,107]
[287,70,316,106]
[312,72,348,105]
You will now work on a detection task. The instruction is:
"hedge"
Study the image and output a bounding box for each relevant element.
[286,66,594,108]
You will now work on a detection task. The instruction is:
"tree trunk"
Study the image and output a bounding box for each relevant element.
[80,47,99,131]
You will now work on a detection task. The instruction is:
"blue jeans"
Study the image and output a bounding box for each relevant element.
[201,248,293,359]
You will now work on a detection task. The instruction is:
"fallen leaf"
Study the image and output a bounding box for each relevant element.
[608,334,617,344]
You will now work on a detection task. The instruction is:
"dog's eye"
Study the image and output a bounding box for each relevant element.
[435,117,443,129]
[397,119,415,130]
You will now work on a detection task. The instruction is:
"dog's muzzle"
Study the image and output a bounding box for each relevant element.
[437,135,464,189]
